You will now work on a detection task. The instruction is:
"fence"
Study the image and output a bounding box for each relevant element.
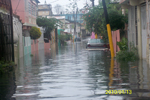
[0,0,14,61]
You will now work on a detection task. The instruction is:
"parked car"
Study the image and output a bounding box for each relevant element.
[75,37,81,41]
[86,39,106,48]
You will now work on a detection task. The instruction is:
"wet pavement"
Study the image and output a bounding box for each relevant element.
[1,40,150,100]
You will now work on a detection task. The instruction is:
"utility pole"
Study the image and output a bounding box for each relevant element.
[73,11,76,36]
[74,8,78,38]
[90,0,94,7]
[76,8,78,37]
[102,0,114,58]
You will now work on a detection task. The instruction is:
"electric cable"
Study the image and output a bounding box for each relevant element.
[15,0,21,14]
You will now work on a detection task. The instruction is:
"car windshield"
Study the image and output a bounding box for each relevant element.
[89,39,104,43]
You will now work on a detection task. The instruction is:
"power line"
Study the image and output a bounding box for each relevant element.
[49,0,60,3]
[15,0,21,14]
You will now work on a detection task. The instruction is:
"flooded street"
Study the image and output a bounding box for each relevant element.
[1,40,150,100]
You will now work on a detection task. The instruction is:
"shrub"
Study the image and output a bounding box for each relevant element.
[117,37,128,51]
[116,38,139,62]
[58,35,67,45]
[30,27,42,40]
[116,50,138,62]
[0,60,15,74]
[66,34,72,41]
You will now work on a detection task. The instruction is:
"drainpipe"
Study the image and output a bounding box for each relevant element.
[146,0,150,63]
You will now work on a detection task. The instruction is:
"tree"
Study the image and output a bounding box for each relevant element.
[30,26,42,40]
[83,1,127,42]
[36,17,62,40]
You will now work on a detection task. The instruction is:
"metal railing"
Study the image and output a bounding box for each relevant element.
[0,0,14,61]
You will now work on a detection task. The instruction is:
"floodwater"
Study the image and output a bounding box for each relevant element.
[1,40,150,100]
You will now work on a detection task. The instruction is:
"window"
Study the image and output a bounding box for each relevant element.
[28,3,31,14]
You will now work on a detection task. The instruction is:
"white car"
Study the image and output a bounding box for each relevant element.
[86,39,106,48]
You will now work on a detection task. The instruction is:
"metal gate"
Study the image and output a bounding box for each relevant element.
[0,0,14,61]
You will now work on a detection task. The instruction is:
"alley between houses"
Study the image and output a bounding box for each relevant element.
[1,40,150,100]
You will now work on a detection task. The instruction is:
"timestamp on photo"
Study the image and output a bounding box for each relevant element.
[105,90,132,95]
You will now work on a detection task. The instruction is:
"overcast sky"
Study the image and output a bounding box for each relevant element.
[38,0,99,14]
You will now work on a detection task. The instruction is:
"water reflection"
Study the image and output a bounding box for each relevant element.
[1,41,150,100]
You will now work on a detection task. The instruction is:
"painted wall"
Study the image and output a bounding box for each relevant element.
[23,37,32,66]
[11,0,25,23]
[11,0,38,25]
[23,37,31,56]
[31,40,39,54]
[112,30,120,56]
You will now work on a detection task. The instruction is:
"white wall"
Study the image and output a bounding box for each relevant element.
[13,16,23,58]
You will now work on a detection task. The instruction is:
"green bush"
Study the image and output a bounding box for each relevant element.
[117,37,128,51]
[0,60,15,73]
[58,34,72,45]
[108,10,126,31]
[58,35,67,45]
[116,38,139,62]
[116,50,138,62]
[66,34,72,41]
[30,27,42,40]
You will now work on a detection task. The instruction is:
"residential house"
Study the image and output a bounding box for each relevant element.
[11,0,39,28]
[11,0,40,65]
[62,19,81,36]
[51,14,86,38]
[38,2,53,17]
[120,0,149,61]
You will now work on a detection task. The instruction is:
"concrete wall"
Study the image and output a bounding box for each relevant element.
[137,6,142,59]
[128,6,137,47]
[13,16,23,64]
[141,5,147,59]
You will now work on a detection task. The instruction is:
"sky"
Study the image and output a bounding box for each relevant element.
[38,0,99,14]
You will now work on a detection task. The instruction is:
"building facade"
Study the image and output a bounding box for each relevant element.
[11,0,40,56]
[11,0,39,27]
[120,0,150,62]
[38,3,53,17]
